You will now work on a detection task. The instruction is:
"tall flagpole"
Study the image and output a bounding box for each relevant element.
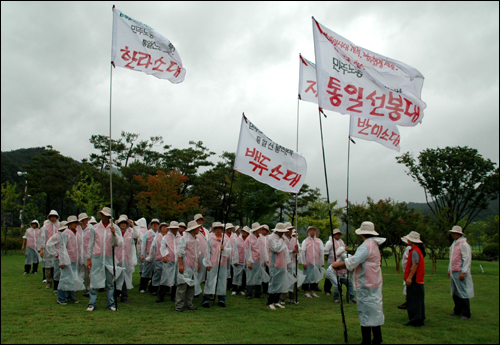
[318,108,348,343]
[294,96,300,305]
[345,117,353,303]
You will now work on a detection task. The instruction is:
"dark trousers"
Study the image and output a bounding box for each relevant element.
[115,281,128,301]
[267,293,280,306]
[246,284,261,298]
[361,326,382,345]
[232,269,246,292]
[453,295,471,318]
[25,263,39,274]
[262,266,270,294]
[139,277,155,292]
[407,283,425,325]
[324,277,332,293]
[302,283,319,292]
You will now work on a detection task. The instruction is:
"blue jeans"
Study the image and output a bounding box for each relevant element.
[87,268,115,309]
[57,290,75,303]
[334,277,355,300]
[246,285,261,298]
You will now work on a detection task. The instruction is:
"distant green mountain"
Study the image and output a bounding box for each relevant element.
[1,147,48,186]
[407,199,499,222]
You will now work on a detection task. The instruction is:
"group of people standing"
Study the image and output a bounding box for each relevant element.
[22,208,474,344]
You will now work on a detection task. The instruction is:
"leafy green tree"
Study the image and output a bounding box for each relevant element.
[66,172,106,216]
[297,198,342,243]
[1,181,21,219]
[396,146,499,231]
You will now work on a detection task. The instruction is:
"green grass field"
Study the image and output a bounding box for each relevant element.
[1,252,498,344]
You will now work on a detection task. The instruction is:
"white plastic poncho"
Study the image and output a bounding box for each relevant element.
[268,233,293,294]
[226,233,237,279]
[196,227,209,284]
[135,218,148,273]
[345,237,386,327]
[324,236,345,266]
[37,220,60,268]
[284,235,299,292]
[203,233,232,295]
[402,245,411,295]
[52,229,85,291]
[160,231,179,287]
[147,232,165,286]
[176,231,201,295]
[245,233,266,286]
[140,228,157,278]
[86,222,124,290]
[23,227,40,265]
[115,226,140,290]
[449,237,474,299]
[231,235,246,286]
[325,249,356,292]
[301,235,325,284]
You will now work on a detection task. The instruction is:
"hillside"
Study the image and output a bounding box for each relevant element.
[1,147,48,186]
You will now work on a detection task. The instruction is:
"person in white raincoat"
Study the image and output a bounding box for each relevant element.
[139,218,160,293]
[267,223,292,310]
[231,226,249,295]
[202,222,232,308]
[324,229,346,297]
[281,222,300,305]
[135,217,148,275]
[157,221,181,303]
[147,222,169,296]
[331,221,384,345]
[174,220,201,312]
[301,226,325,298]
[76,213,92,297]
[85,207,123,312]
[259,225,271,295]
[245,222,267,299]
[398,237,411,310]
[448,225,474,320]
[22,220,41,274]
[47,216,85,305]
[37,210,60,289]
[325,246,356,303]
[114,215,140,303]
[225,224,237,290]
[194,213,209,300]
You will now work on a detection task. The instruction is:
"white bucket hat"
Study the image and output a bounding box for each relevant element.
[225,223,235,230]
[178,222,186,228]
[47,210,59,220]
[159,222,169,229]
[210,222,224,231]
[355,221,379,236]
[97,207,112,218]
[186,220,202,232]
[403,231,423,244]
[401,237,409,245]
[194,214,206,222]
[116,215,129,225]
[148,218,160,228]
[273,223,288,232]
[78,213,91,222]
[251,222,263,232]
[58,221,68,231]
[168,221,180,229]
[306,226,318,235]
[448,225,463,235]
[241,226,252,234]
[284,222,295,230]
[66,215,80,226]
[333,229,342,236]
[89,216,97,225]
[262,224,270,232]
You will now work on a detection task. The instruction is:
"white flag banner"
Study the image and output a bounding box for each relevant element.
[234,115,307,193]
[300,53,402,151]
[111,7,186,83]
[298,54,319,104]
[312,18,426,127]
[350,115,401,152]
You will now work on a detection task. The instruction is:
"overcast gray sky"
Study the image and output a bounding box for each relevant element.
[1,2,499,207]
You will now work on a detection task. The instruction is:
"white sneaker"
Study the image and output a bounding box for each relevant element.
[231,291,237,296]
[239,291,245,296]
[280,301,286,305]
[34,272,38,275]
[140,290,145,294]
[274,303,285,309]
[304,293,312,298]
[109,306,116,311]
[86,306,95,312]
[23,272,27,275]
[267,304,276,310]
[311,292,320,298]
[42,279,47,283]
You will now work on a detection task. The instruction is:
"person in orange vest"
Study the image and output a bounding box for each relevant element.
[402,231,426,327]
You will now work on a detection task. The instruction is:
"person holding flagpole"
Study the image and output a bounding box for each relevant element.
[225,224,237,291]
[86,207,123,312]
[231,226,249,296]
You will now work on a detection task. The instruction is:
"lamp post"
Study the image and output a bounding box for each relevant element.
[17,171,27,235]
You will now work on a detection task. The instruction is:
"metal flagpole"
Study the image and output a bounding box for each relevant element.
[294,96,300,305]
[318,108,348,343]
[345,118,354,303]
[110,4,117,311]
[213,168,236,306]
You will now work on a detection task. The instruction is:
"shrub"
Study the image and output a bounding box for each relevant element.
[382,248,393,259]
[472,252,489,261]
[483,243,499,260]
[1,237,23,251]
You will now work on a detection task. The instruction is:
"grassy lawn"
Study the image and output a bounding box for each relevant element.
[1,252,498,344]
